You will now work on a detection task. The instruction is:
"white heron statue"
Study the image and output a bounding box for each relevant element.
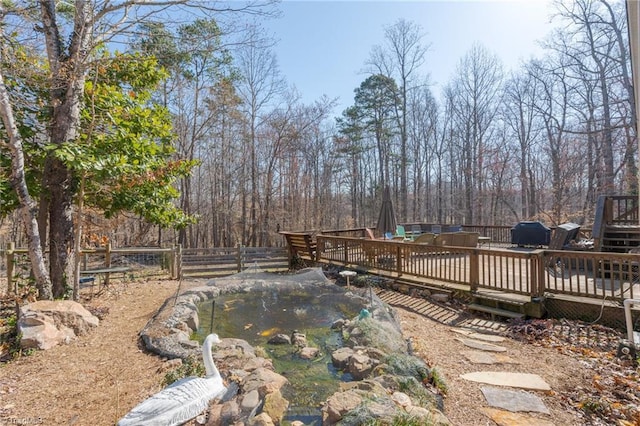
[118,333,227,426]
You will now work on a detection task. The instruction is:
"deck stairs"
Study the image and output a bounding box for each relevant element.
[600,225,640,253]
[593,195,640,279]
[594,195,640,253]
[467,290,528,321]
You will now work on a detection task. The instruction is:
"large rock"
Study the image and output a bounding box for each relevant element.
[331,347,354,369]
[262,390,289,424]
[322,390,363,424]
[18,300,99,350]
[242,368,288,396]
[299,346,319,359]
[348,352,377,380]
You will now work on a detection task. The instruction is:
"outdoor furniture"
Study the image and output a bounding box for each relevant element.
[433,232,480,247]
[280,231,317,262]
[394,225,412,241]
[413,233,436,245]
[365,228,378,240]
[339,270,357,288]
[478,236,492,247]
[80,266,131,294]
[463,232,480,247]
[511,221,551,247]
[409,225,422,238]
[549,222,581,250]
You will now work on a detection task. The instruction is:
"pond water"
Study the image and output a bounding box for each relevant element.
[194,287,367,425]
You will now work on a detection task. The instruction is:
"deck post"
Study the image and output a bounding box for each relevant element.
[343,239,349,264]
[530,250,545,298]
[317,238,325,263]
[469,249,479,292]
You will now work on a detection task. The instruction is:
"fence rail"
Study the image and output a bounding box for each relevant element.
[180,246,288,278]
[2,244,289,295]
[4,243,178,293]
[317,235,640,303]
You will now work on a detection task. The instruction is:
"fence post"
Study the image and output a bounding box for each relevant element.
[6,242,14,294]
[105,241,112,287]
[237,245,242,272]
[177,244,183,279]
[169,245,176,279]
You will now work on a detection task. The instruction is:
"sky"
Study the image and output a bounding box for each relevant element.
[263,0,557,115]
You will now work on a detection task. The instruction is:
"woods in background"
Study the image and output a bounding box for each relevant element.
[0,0,637,299]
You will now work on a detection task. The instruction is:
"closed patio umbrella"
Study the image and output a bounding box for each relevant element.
[376,186,397,238]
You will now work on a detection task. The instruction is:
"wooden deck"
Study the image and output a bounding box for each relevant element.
[316,236,640,303]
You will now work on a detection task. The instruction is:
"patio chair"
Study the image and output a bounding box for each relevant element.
[410,224,422,238]
[394,225,412,241]
[365,228,377,240]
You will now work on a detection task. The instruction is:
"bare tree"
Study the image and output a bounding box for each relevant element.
[445,43,503,224]
[502,69,543,220]
[528,57,574,223]
[549,0,635,195]
[366,19,429,220]
[407,82,438,221]
[235,26,285,245]
[0,71,52,299]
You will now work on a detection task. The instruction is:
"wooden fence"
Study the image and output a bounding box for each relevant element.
[317,235,639,303]
[3,244,289,294]
[4,243,178,293]
[179,246,288,278]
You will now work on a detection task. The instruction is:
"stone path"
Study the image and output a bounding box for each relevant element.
[375,289,556,426]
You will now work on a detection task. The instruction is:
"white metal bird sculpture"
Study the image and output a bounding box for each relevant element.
[118,334,227,426]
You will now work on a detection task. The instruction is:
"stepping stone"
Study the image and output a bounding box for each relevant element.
[452,328,505,343]
[461,350,518,365]
[481,386,549,413]
[481,407,555,426]
[455,337,507,352]
[460,372,551,391]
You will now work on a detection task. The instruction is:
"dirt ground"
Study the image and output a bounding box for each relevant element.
[0,277,638,426]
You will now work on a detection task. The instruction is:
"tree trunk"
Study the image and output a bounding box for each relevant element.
[0,72,53,299]
[44,155,76,298]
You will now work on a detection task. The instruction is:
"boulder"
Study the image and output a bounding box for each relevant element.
[348,352,376,380]
[268,334,291,345]
[322,390,363,424]
[242,368,288,396]
[248,412,275,426]
[240,389,261,413]
[299,347,319,359]
[18,300,99,350]
[291,331,307,347]
[331,347,354,369]
[262,390,289,424]
[391,391,413,408]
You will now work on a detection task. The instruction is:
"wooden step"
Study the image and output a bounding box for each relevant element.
[467,304,525,320]
[473,290,530,305]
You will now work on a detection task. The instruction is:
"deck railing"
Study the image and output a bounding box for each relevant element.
[317,235,639,302]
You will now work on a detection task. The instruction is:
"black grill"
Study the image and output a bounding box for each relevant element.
[510,221,551,247]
